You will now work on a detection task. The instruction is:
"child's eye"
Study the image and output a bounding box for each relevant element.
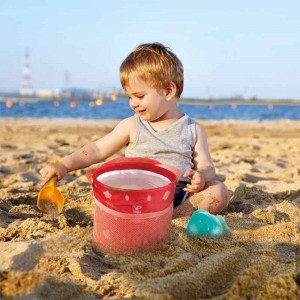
[137,95,144,99]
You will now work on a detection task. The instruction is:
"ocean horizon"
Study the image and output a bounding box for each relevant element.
[1,98,299,121]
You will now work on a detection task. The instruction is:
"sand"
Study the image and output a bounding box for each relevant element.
[0,117,299,299]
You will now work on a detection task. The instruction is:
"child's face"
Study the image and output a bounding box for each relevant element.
[125,77,170,122]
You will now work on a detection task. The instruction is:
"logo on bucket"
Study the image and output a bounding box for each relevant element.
[133,205,143,213]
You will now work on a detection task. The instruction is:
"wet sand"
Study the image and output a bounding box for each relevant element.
[0,118,299,299]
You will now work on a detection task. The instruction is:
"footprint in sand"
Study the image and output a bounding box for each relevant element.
[0,209,15,229]
[241,173,277,183]
[0,241,43,272]
[64,206,94,227]
[1,164,32,174]
[1,144,17,150]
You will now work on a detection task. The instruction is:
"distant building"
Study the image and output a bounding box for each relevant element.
[53,89,62,97]
[20,49,33,96]
[36,89,54,98]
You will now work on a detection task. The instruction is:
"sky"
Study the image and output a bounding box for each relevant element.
[0,0,299,99]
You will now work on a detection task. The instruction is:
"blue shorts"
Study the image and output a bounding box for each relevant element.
[173,181,189,207]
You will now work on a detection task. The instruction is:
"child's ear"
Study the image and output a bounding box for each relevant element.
[165,81,177,101]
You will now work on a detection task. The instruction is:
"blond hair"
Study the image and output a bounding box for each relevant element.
[120,43,184,97]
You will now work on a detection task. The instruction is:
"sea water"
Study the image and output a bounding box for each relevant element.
[1,99,299,120]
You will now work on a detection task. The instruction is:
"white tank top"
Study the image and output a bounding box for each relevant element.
[125,114,196,181]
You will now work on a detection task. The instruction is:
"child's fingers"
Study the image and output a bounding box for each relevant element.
[183,183,200,193]
[183,170,195,179]
[41,176,49,186]
[41,171,49,183]
[40,167,48,176]
[42,172,57,185]
[40,167,53,185]
[190,177,202,185]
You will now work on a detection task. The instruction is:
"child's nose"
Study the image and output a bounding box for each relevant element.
[131,99,139,108]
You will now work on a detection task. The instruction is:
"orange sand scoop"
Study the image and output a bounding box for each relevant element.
[37,177,64,215]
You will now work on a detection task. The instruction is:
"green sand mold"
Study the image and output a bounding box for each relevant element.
[186,210,232,239]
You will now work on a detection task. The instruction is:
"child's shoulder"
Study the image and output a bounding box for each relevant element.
[189,118,206,136]
[185,115,204,130]
[114,116,136,132]
[119,115,136,125]
[183,116,206,143]
[109,116,136,142]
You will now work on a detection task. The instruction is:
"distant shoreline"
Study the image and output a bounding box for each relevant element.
[179,99,300,106]
[0,96,299,106]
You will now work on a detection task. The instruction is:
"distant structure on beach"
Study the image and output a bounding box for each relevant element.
[20,49,33,97]
[63,70,71,98]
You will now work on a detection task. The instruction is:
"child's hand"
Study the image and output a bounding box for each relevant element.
[183,170,205,193]
[40,162,68,186]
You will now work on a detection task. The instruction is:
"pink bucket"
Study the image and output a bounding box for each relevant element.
[91,157,179,253]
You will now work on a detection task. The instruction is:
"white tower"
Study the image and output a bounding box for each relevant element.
[20,49,33,96]
[65,70,70,90]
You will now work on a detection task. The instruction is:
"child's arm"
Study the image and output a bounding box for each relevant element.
[40,117,134,185]
[183,123,215,193]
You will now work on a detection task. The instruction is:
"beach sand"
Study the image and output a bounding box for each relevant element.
[0,118,299,299]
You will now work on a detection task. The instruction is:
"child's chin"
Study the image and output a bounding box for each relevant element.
[139,114,150,121]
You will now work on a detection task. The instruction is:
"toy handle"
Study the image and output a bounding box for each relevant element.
[156,163,181,182]
[104,157,160,166]
[46,176,58,187]
[47,158,59,186]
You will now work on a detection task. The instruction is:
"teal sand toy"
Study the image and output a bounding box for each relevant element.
[186,210,232,239]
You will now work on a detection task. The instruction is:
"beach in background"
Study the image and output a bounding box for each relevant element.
[0,117,299,299]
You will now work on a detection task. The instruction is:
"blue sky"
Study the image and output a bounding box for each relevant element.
[0,0,299,99]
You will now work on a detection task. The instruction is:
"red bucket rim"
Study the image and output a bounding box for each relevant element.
[92,157,177,194]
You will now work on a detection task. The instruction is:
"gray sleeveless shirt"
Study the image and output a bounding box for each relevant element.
[125,114,196,182]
